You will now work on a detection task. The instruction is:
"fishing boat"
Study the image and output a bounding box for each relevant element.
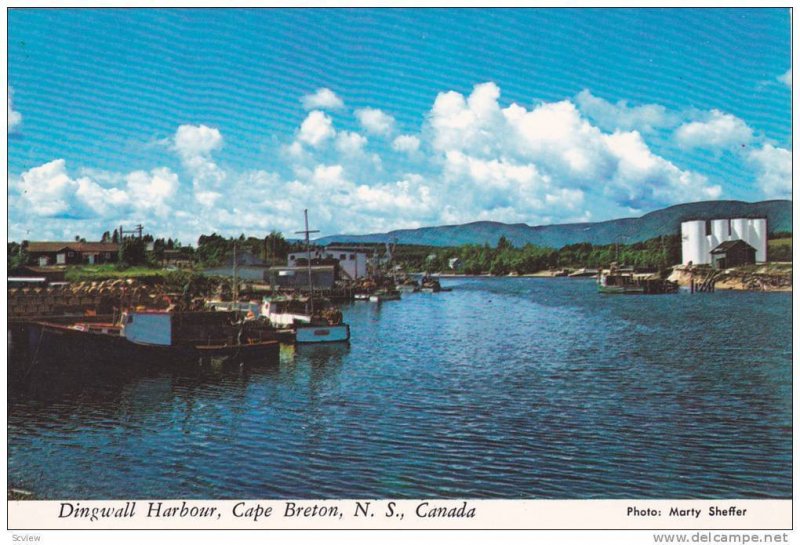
[260,209,350,344]
[419,275,442,293]
[598,264,678,295]
[28,309,280,365]
[261,296,350,343]
[369,289,401,302]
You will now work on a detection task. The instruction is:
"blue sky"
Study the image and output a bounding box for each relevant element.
[7,8,792,243]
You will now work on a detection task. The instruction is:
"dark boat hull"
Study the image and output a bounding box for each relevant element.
[27,321,280,367]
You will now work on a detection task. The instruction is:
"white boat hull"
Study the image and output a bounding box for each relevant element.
[295,324,350,343]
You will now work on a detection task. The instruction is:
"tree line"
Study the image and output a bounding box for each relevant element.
[391,235,683,275]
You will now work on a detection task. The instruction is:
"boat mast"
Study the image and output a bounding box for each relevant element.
[232,241,239,304]
[296,209,320,314]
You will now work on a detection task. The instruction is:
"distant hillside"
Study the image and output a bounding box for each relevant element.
[315,200,792,249]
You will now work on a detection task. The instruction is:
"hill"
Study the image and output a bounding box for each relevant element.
[315,200,792,249]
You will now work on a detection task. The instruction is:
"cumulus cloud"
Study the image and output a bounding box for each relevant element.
[173,124,226,204]
[748,144,791,199]
[779,69,791,87]
[674,109,753,149]
[427,82,720,212]
[355,107,395,136]
[8,87,22,132]
[17,159,78,216]
[336,131,368,154]
[14,83,752,241]
[126,167,180,216]
[392,134,420,153]
[15,159,179,219]
[575,89,676,133]
[301,88,345,110]
[604,130,721,207]
[298,110,336,147]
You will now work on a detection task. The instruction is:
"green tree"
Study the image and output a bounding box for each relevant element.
[118,238,146,266]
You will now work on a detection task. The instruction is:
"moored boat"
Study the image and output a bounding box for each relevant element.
[261,296,350,343]
[28,309,280,365]
[271,209,350,343]
[369,289,401,302]
[598,264,678,295]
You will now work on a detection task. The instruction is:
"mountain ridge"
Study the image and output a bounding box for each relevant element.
[315,200,792,248]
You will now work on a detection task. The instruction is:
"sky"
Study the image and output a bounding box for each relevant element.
[7,8,792,244]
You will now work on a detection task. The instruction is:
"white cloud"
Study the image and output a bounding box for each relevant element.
[604,130,721,207]
[15,159,180,220]
[748,144,791,199]
[575,89,676,133]
[125,167,180,216]
[392,134,420,153]
[17,159,78,216]
[174,123,223,157]
[172,124,226,204]
[674,109,753,149]
[8,87,22,132]
[75,178,130,217]
[428,82,721,212]
[355,107,395,136]
[298,110,336,147]
[301,88,345,110]
[779,69,791,87]
[12,84,749,241]
[335,131,368,154]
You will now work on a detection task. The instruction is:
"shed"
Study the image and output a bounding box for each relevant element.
[710,240,756,270]
[268,265,336,290]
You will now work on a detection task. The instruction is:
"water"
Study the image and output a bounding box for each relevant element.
[8,278,792,499]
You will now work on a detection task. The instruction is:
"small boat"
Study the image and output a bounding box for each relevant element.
[396,283,419,293]
[396,276,420,293]
[369,289,401,302]
[261,296,350,343]
[568,268,599,278]
[28,310,280,365]
[272,208,350,343]
[419,275,442,293]
[353,293,371,301]
[598,264,678,295]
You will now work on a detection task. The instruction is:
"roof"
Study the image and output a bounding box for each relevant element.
[710,240,756,253]
[26,241,119,253]
[269,265,336,272]
[325,246,373,254]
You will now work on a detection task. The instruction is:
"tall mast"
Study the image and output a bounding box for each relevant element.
[296,209,320,313]
[232,241,238,303]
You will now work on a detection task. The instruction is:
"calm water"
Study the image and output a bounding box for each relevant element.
[8,278,792,499]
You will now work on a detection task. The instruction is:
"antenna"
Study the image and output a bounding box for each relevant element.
[295,209,320,313]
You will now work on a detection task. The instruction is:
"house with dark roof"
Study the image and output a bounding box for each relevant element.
[23,241,120,266]
[710,240,756,270]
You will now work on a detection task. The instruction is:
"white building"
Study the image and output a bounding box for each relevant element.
[287,246,371,279]
[681,217,767,265]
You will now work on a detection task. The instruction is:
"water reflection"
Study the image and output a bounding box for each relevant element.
[7,279,792,499]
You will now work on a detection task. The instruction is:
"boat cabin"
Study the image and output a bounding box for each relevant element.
[122,310,242,346]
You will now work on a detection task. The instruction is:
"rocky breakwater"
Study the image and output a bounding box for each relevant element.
[669,263,792,292]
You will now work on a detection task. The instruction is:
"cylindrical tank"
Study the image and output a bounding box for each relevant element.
[681,220,709,265]
[711,219,730,245]
[730,218,749,242]
[751,218,767,262]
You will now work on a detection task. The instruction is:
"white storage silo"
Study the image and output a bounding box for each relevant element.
[710,219,730,246]
[681,220,710,265]
[751,218,768,262]
[730,218,749,243]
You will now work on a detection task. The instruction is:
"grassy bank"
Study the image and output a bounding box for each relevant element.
[64,264,176,282]
[768,237,792,262]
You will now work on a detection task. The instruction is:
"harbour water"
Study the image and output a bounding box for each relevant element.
[8,278,792,499]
